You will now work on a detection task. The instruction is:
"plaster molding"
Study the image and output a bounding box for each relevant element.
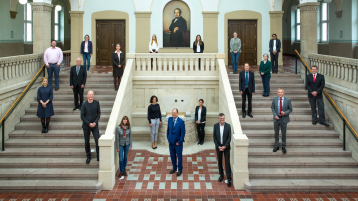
[31,2,53,12]
[134,11,152,18]
[269,11,284,18]
[298,2,319,12]
[10,11,17,19]
[202,11,219,18]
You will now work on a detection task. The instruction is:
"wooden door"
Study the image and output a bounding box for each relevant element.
[96,20,125,65]
[228,20,257,65]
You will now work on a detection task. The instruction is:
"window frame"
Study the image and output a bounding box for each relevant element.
[320,2,329,42]
[24,3,32,43]
[54,9,59,41]
[295,8,301,41]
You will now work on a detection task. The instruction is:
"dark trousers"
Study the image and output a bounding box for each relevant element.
[274,117,287,148]
[308,97,325,123]
[150,51,158,68]
[196,123,205,143]
[83,127,99,158]
[169,143,183,171]
[194,52,202,70]
[270,52,279,73]
[73,85,84,108]
[216,147,231,181]
[242,88,252,113]
[261,76,271,96]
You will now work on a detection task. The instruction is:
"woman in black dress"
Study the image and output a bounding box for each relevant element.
[37,77,54,133]
[112,44,125,91]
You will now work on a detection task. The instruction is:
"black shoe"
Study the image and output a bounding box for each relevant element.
[177,171,182,177]
[227,181,231,187]
[312,121,317,125]
[86,157,91,164]
[170,169,177,174]
[218,175,223,182]
[200,141,204,145]
[282,147,287,154]
[97,156,99,161]
[242,112,246,118]
[55,88,59,91]
[263,95,268,97]
[320,122,330,127]
[78,106,82,110]
[248,113,253,118]
[45,124,49,133]
[73,107,78,111]
[273,146,279,152]
[41,123,46,133]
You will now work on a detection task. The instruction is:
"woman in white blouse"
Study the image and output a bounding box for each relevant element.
[149,34,159,69]
[193,35,204,70]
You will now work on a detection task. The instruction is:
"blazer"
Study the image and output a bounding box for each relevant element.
[307,73,325,99]
[112,51,125,68]
[116,126,132,148]
[271,96,293,123]
[213,122,231,150]
[193,41,204,53]
[239,70,255,94]
[81,100,101,129]
[166,117,186,146]
[230,38,242,53]
[259,60,272,78]
[70,65,87,87]
[269,39,281,53]
[195,106,207,123]
[80,41,93,55]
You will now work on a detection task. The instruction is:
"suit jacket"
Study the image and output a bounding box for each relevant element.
[213,122,231,150]
[80,41,93,55]
[269,39,281,53]
[239,70,255,94]
[169,16,187,47]
[271,96,293,123]
[81,100,101,129]
[70,65,87,87]
[195,106,207,123]
[112,52,125,68]
[166,117,186,146]
[193,41,204,53]
[307,73,325,99]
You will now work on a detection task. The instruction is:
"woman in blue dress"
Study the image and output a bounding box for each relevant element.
[37,77,54,133]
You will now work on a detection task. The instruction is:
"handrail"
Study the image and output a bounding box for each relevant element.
[1,63,46,151]
[294,50,358,150]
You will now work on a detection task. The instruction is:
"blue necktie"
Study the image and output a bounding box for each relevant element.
[172,119,176,130]
[245,72,249,86]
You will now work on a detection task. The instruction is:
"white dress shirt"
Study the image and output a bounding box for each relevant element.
[220,123,225,144]
[84,42,88,53]
[273,40,276,51]
[149,41,159,53]
[278,96,284,116]
[198,109,201,122]
[114,50,121,64]
[196,42,200,53]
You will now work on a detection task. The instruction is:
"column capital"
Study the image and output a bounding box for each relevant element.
[69,11,85,18]
[202,11,219,18]
[298,2,320,12]
[31,2,53,13]
[269,11,284,18]
[134,11,152,18]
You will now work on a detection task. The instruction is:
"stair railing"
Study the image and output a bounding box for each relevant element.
[294,50,358,150]
[0,64,46,151]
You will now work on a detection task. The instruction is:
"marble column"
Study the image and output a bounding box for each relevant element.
[135,12,152,53]
[298,2,320,77]
[31,2,53,54]
[202,12,219,53]
[269,11,284,66]
[69,11,84,66]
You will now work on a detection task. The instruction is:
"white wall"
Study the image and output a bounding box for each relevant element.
[217,0,271,55]
[329,0,353,43]
[82,0,136,53]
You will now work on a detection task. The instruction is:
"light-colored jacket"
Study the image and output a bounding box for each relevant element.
[116,126,132,148]
[230,38,242,53]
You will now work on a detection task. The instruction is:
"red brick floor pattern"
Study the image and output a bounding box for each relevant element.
[0,150,358,201]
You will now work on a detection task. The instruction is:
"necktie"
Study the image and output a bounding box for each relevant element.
[279,98,283,116]
[245,72,249,86]
[76,66,79,75]
[313,74,316,82]
[172,119,176,130]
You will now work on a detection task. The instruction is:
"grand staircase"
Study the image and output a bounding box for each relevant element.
[0,72,116,193]
[229,73,358,192]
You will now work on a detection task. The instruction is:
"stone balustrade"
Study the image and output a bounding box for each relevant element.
[308,54,358,91]
[0,53,43,88]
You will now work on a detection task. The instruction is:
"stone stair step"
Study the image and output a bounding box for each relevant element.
[237,107,312,115]
[34,95,116,101]
[0,180,102,193]
[241,122,334,130]
[15,122,107,130]
[229,79,303,84]
[20,115,110,122]
[0,158,99,168]
[244,130,338,138]
[249,138,342,148]
[0,148,97,158]
[0,168,98,180]
[249,168,358,179]
[232,90,307,95]
[9,130,105,139]
[228,74,301,78]
[5,138,98,148]
[60,74,112,78]
[231,83,305,88]
[53,90,117,95]
[234,95,309,101]
[30,100,114,107]
[248,157,358,168]
[25,107,112,115]
[235,101,311,108]
[244,179,358,192]
[248,148,351,157]
[239,115,327,122]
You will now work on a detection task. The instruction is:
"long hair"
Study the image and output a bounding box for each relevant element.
[119,116,131,129]
[151,34,158,45]
[194,34,202,46]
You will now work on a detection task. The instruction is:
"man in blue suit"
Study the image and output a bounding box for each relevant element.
[269,34,281,74]
[167,108,186,177]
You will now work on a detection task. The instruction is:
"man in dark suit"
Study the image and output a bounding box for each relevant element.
[167,108,186,177]
[307,65,330,126]
[70,57,87,111]
[271,88,293,154]
[239,63,255,118]
[213,113,232,187]
[81,90,101,164]
[169,8,187,47]
[269,34,281,74]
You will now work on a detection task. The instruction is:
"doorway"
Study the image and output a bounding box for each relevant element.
[96,20,126,65]
[228,20,257,66]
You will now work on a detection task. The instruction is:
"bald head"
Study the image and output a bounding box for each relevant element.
[87,90,94,102]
